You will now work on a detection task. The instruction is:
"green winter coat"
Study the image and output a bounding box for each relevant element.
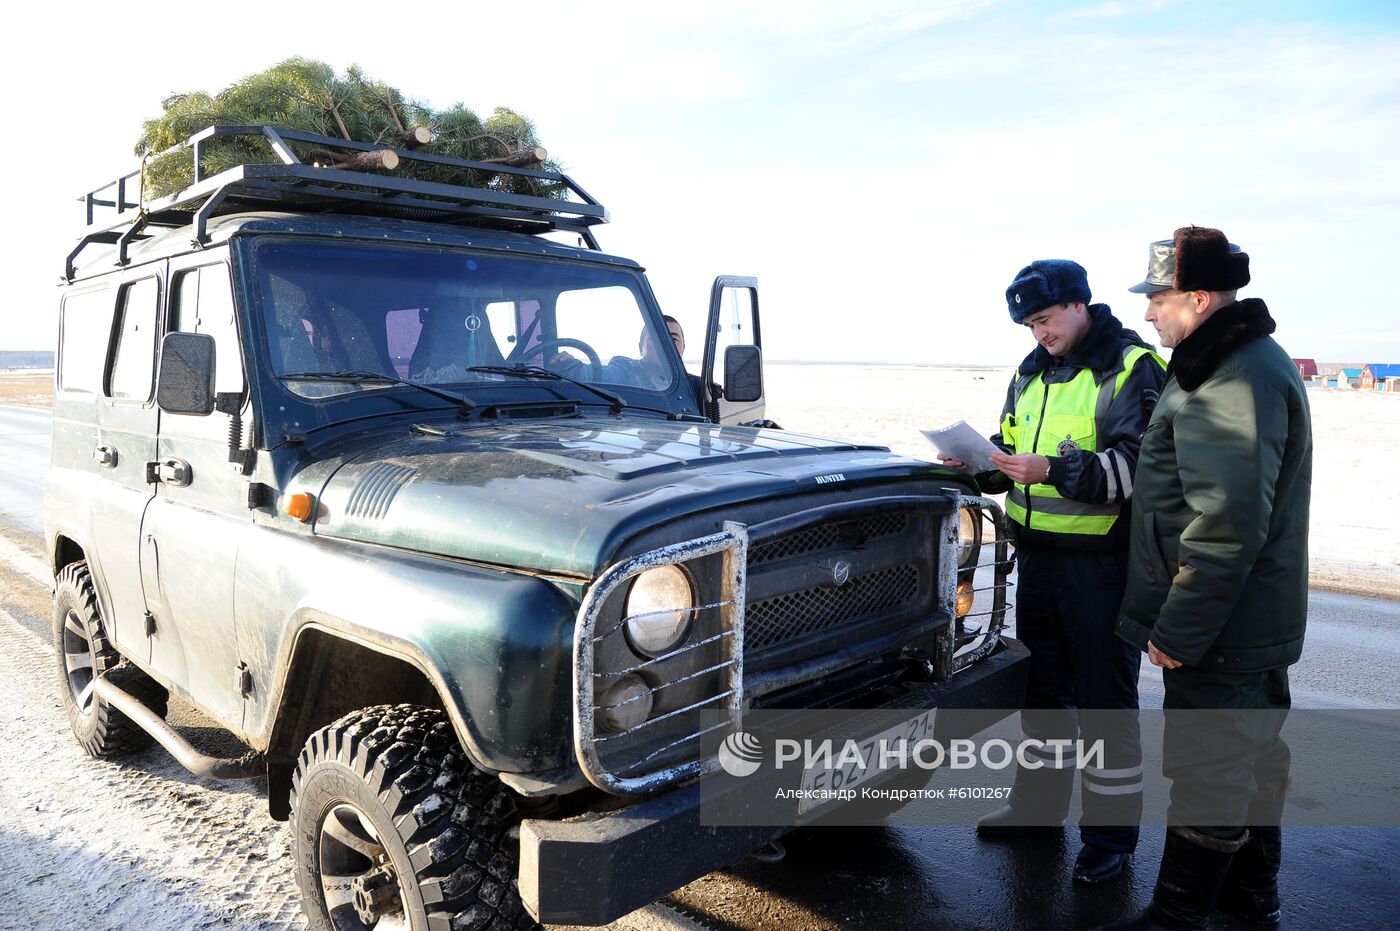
[1116,299,1312,672]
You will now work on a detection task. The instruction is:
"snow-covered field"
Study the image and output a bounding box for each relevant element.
[764,363,1400,600]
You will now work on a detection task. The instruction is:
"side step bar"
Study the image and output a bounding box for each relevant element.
[95,676,265,780]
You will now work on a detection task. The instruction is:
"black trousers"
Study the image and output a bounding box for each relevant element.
[1162,665,1292,840]
[1013,546,1143,852]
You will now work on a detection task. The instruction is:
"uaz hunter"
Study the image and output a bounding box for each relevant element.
[46,125,1029,929]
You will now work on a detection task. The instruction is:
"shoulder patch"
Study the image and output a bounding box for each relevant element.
[1141,387,1161,418]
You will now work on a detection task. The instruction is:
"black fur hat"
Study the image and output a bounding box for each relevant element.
[1128,226,1250,293]
[1005,260,1092,322]
[1173,226,1250,292]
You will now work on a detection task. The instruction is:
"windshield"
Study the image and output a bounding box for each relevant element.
[252,240,676,400]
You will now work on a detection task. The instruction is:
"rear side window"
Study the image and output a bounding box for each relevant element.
[58,287,115,394]
[107,277,160,401]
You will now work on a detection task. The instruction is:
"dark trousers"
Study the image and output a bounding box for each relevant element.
[1162,665,1292,839]
[1014,546,1143,853]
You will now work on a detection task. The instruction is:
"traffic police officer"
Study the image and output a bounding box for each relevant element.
[951,259,1167,884]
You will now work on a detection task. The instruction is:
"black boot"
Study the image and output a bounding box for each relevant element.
[1218,825,1282,925]
[975,802,1065,837]
[1073,843,1130,884]
[976,759,1073,838]
[1091,826,1246,930]
[1218,786,1286,926]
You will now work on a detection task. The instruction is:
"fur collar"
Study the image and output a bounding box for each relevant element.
[1018,303,1154,382]
[1169,298,1276,391]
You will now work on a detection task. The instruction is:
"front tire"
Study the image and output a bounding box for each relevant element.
[53,561,167,756]
[290,704,540,931]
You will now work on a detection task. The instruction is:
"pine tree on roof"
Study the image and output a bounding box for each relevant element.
[135,59,560,200]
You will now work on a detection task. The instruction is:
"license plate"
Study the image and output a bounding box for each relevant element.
[797,708,937,815]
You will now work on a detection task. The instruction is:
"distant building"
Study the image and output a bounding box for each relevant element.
[1361,364,1400,391]
[1292,358,1318,380]
[1315,362,1355,388]
[1339,368,1363,390]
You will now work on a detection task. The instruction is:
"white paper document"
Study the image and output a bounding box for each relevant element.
[920,420,1001,474]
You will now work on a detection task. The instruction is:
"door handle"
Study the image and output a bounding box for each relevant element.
[92,445,118,468]
[145,458,192,487]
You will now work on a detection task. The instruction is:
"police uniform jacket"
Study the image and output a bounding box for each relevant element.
[1116,299,1312,672]
[982,303,1167,553]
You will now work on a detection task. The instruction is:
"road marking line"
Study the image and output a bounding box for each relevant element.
[0,534,49,588]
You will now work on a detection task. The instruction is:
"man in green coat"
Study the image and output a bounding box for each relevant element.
[1097,227,1312,931]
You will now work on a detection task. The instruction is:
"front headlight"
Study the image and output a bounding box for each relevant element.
[625,564,694,657]
[598,674,654,733]
[957,506,981,568]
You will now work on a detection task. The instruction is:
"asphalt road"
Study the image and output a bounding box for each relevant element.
[1,402,1396,930]
[0,403,50,537]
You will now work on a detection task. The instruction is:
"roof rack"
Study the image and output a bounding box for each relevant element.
[67,125,610,281]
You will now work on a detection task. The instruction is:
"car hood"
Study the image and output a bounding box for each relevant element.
[306,418,945,577]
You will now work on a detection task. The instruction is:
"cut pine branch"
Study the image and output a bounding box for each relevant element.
[483,146,547,167]
[397,126,432,149]
[327,149,400,172]
[325,98,352,140]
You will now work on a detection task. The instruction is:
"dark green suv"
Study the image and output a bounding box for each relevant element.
[46,126,1028,929]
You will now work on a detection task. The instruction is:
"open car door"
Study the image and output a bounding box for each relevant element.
[700,276,765,425]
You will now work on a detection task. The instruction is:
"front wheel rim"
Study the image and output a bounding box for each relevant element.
[319,802,411,931]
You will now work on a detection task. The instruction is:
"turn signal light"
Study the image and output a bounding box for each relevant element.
[284,492,315,523]
[956,578,975,617]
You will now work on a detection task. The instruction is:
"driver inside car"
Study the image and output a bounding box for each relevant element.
[550,322,672,390]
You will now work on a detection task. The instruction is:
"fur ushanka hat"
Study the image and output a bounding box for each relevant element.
[1128,226,1250,294]
[1005,259,1092,323]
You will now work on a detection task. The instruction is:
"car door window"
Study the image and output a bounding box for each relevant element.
[165,264,244,440]
[108,277,159,401]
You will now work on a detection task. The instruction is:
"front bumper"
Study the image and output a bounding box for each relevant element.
[519,635,1031,926]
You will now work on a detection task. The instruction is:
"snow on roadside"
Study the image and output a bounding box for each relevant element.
[0,606,304,930]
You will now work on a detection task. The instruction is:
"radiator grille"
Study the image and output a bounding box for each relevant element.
[746,564,921,648]
[747,513,908,566]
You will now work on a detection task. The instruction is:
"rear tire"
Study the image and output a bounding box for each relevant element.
[291,704,541,931]
[53,561,168,756]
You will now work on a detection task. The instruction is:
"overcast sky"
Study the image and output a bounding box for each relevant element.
[3,0,1397,365]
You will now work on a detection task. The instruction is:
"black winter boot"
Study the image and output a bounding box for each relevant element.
[975,803,1066,837]
[976,758,1073,838]
[1218,825,1282,925]
[1090,826,1247,930]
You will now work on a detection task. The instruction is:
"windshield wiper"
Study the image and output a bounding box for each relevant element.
[468,365,626,414]
[278,370,475,416]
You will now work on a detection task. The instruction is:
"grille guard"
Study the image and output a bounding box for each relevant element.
[572,495,1012,796]
[573,524,748,794]
[950,495,1014,672]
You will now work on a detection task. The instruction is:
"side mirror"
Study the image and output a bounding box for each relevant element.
[156,332,216,416]
[723,344,763,403]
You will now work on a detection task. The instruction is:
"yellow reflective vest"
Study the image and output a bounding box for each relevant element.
[1000,345,1164,535]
